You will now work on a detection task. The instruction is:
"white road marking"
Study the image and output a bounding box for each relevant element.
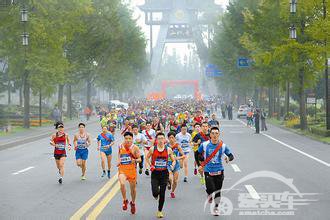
[245,185,260,200]
[236,119,330,167]
[12,166,35,175]
[262,133,330,167]
[231,164,241,172]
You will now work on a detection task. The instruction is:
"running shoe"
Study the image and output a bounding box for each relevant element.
[101,170,106,178]
[213,207,220,216]
[107,170,111,179]
[145,169,150,176]
[183,177,188,182]
[130,201,136,214]
[156,211,164,218]
[200,177,205,185]
[170,192,175,199]
[122,199,129,211]
[194,168,197,175]
[139,168,143,174]
[58,177,62,184]
[81,176,86,180]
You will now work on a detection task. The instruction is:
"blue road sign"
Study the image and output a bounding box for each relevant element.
[205,64,222,77]
[237,58,250,68]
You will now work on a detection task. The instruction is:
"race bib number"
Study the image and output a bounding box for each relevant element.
[155,159,167,168]
[56,143,65,150]
[120,154,132,165]
[209,171,223,176]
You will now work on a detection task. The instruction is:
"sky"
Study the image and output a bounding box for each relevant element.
[128,0,230,59]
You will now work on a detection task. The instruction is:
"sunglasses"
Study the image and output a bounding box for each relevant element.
[58,125,64,128]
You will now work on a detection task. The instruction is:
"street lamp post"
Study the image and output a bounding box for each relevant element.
[21,4,30,128]
[323,0,330,129]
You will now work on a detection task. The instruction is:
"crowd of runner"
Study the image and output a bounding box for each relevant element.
[50,99,234,217]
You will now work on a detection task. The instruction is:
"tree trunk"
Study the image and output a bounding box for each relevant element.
[58,84,64,120]
[276,85,281,120]
[87,80,92,107]
[39,88,42,126]
[7,81,11,105]
[67,84,72,120]
[23,74,30,128]
[19,86,23,107]
[299,69,307,130]
[268,87,274,118]
[285,81,290,117]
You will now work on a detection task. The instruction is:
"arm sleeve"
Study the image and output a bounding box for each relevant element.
[224,145,234,161]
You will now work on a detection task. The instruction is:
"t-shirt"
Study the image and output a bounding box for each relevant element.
[208,119,220,127]
[97,132,114,150]
[198,141,232,173]
[133,133,147,155]
[142,129,156,146]
[176,132,191,153]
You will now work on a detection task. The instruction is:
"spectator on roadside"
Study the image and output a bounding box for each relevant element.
[52,105,62,123]
[261,109,268,131]
[208,113,220,128]
[227,103,233,120]
[254,108,260,134]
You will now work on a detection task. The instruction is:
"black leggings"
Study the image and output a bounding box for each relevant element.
[151,170,169,212]
[194,150,204,166]
[204,172,224,205]
[139,155,144,169]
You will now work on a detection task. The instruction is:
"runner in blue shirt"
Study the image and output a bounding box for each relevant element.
[97,126,115,178]
[198,126,234,216]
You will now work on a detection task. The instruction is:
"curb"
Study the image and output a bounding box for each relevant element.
[0,120,98,151]
[267,120,330,145]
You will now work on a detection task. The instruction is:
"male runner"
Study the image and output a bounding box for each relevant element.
[118,132,141,214]
[198,126,234,216]
[97,126,115,178]
[175,124,191,182]
[167,131,185,198]
[73,123,91,180]
[142,121,156,175]
[192,121,210,185]
[146,132,176,218]
[132,125,147,174]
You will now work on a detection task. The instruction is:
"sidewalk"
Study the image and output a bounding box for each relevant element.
[0,117,98,151]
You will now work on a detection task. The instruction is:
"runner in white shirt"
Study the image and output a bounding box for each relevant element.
[142,121,156,176]
[175,124,192,182]
[132,125,148,174]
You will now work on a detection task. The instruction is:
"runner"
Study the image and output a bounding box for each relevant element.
[132,125,148,174]
[191,123,201,176]
[167,131,185,198]
[192,121,210,185]
[117,132,141,215]
[142,121,156,176]
[97,126,115,178]
[73,123,91,180]
[146,132,176,218]
[175,124,192,183]
[50,122,71,184]
[198,126,234,216]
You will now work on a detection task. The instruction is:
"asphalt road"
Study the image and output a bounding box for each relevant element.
[1,117,329,220]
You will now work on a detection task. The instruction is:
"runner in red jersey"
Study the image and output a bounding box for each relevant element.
[50,122,71,184]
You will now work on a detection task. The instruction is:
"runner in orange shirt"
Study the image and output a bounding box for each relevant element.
[117,131,141,215]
